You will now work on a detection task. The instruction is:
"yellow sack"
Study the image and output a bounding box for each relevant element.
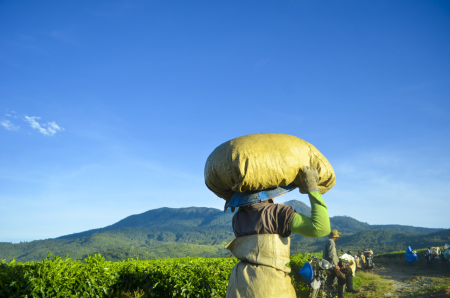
[360,255,366,265]
[431,247,440,255]
[204,133,335,202]
[347,259,356,276]
[225,234,296,298]
[355,257,361,268]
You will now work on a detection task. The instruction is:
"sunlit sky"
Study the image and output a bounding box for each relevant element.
[1,0,449,243]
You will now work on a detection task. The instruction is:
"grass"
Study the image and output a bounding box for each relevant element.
[121,272,450,298]
[374,247,450,297]
[346,270,395,297]
[405,276,450,297]
[121,289,146,298]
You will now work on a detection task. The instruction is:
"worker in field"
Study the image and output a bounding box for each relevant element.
[323,229,359,298]
[425,246,436,267]
[225,166,331,298]
[441,244,450,265]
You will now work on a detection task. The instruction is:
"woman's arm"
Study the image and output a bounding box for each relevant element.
[288,191,331,237]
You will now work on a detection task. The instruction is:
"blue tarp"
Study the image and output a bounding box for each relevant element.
[299,262,314,284]
[444,249,450,260]
[405,246,418,263]
[227,185,297,208]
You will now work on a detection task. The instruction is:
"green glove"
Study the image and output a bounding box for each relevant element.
[301,166,319,192]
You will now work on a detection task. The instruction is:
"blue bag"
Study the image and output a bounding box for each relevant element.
[405,246,418,263]
[299,262,314,284]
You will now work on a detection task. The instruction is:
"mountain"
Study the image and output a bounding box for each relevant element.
[59,207,234,240]
[0,200,445,262]
[283,202,442,235]
[283,200,311,216]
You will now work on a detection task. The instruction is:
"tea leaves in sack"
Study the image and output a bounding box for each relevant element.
[204,133,335,202]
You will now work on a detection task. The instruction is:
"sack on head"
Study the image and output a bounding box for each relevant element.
[204,133,335,202]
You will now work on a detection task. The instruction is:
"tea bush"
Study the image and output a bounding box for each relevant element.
[1,252,315,297]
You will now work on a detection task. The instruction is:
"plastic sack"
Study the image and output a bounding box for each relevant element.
[431,247,440,255]
[299,262,314,284]
[444,249,450,260]
[204,133,335,202]
[405,246,418,263]
[355,257,362,268]
[340,253,356,276]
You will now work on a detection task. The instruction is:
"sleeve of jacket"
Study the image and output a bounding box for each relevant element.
[288,191,331,237]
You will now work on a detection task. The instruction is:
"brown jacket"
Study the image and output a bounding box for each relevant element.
[232,202,295,238]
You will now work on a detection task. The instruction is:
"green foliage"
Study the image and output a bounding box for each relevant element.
[1,253,120,298]
[0,253,240,298]
[345,271,394,297]
[0,252,321,298]
[289,252,322,297]
[375,248,428,259]
[0,229,233,263]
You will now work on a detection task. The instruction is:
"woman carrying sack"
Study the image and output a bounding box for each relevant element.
[224,166,330,298]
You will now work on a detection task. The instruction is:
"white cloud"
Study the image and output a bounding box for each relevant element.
[24,116,64,136]
[0,119,19,131]
[47,121,63,135]
[5,111,18,118]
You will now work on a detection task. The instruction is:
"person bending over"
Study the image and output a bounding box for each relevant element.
[323,229,359,298]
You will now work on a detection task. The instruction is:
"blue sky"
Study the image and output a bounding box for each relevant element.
[1,0,449,243]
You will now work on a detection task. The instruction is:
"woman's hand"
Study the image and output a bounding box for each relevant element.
[301,166,319,192]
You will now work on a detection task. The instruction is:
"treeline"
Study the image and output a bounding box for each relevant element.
[290,228,450,256]
[0,227,233,262]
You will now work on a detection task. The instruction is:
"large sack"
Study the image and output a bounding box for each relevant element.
[431,247,440,255]
[204,133,335,202]
[225,234,296,298]
[340,253,356,276]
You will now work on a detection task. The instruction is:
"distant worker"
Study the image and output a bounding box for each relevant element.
[405,246,418,264]
[226,167,331,298]
[425,246,436,267]
[323,229,359,298]
[442,244,450,265]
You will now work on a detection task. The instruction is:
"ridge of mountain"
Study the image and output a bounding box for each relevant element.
[59,200,442,240]
[282,200,311,216]
[2,200,446,262]
[59,207,233,239]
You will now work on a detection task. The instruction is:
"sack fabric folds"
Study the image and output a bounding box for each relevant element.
[225,234,296,298]
[204,133,336,202]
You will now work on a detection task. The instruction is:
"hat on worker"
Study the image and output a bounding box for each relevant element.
[226,185,297,208]
[329,229,341,238]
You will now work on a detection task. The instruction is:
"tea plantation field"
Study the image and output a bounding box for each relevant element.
[1,253,316,298]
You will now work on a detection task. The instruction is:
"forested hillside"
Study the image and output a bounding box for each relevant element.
[0,200,445,262]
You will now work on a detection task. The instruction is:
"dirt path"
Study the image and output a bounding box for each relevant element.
[373,263,422,296]
[371,261,450,297]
